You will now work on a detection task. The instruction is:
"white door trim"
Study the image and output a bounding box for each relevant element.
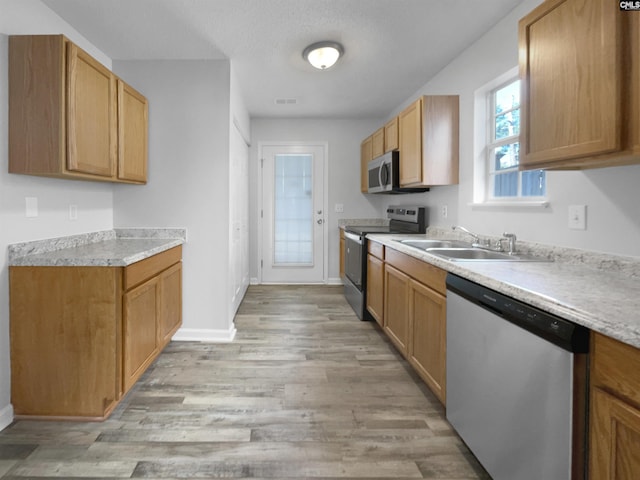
[258,141,329,284]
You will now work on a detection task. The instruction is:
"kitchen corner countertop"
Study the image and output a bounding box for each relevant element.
[8,228,186,267]
[367,232,640,350]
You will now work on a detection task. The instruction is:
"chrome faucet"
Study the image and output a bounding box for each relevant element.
[502,233,517,255]
[452,225,480,243]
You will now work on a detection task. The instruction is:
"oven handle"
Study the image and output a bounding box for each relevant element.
[344,231,363,244]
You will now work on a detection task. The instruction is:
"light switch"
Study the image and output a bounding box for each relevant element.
[568,205,587,230]
[25,197,38,218]
[69,205,78,221]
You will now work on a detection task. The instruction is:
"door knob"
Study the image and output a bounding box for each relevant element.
[317,219,323,225]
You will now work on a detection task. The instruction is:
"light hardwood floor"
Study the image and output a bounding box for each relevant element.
[0,285,489,479]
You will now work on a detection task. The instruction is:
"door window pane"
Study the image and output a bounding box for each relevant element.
[273,154,313,264]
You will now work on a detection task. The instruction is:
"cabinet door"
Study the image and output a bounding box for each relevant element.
[408,279,446,405]
[158,262,182,348]
[384,117,399,152]
[398,98,422,186]
[66,42,117,178]
[366,254,384,327]
[519,0,620,167]
[384,264,410,356]
[361,136,373,192]
[123,276,160,391]
[590,388,640,480]
[117,79,148,183]
[372,127,385,158]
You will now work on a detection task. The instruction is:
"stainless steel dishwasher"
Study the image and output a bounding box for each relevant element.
[446,274,589,480]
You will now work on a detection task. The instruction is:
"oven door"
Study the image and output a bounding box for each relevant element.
[344,231,363,289]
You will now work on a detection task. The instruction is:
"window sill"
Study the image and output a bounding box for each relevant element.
[469,200,549,210]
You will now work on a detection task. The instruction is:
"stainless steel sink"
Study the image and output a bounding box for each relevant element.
[399,239,472,250]
[426,248,549,262]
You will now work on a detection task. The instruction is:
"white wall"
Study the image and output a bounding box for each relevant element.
[249,118,386,282]
[0,0,116,430]
[386,0,640,257]
[113,60,236,340]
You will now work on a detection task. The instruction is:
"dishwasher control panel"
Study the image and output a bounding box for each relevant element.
[446,274,589,353]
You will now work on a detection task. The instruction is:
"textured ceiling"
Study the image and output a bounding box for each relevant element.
[42,0,526,118]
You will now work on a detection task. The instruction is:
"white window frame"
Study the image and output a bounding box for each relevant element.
[472,67,548,209]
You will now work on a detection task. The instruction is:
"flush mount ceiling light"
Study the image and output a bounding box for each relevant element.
[303,41,344,70]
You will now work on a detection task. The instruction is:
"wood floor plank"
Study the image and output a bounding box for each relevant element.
[0,285,488,479]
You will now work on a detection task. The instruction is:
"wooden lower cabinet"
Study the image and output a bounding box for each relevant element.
[384,264,410,356]
[408,279,446,404]
[366,253,384,326]
[590,332,640,479]
[123,276,160,392]
[9,267,121,419]
[159,262,183,347]
[381,248,447,405]
[9,246,182,420]
[366,241,385,326]
[591,388,640,480]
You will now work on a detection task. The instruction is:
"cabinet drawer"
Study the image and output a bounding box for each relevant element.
[385,248,446,295]
[592,332,640,408]
[124,245,182,290]
[368,240,384,259]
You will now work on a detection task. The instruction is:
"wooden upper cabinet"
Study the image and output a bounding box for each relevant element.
[519,0,640,169]
[399,99,422,186]
[8,34,148,184]
[360,135,373,192]
[67,42,117,178]
[372,127,385,159]
[384,116,399,152]
[398,96,459,187]
[118,80,149,182]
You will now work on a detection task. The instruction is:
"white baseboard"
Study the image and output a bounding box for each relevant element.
[327,277,343,285]
[0,403,14,431]
[172,325,237,343]
[250,277,259,285]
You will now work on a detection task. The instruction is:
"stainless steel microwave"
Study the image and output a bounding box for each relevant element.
[367,151,398,193]
[367,151,429,194]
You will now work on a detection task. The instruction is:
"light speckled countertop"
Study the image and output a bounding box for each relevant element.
[8,228,186,267]
[367,230,640,349]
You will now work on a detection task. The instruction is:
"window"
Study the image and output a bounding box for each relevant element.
[485,78,546,201]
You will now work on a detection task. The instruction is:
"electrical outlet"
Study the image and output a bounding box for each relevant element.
[334,203,344,213]
[441,205,448,219]
[568,205,587,230]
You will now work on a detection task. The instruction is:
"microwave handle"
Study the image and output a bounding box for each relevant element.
[380,162,389,186]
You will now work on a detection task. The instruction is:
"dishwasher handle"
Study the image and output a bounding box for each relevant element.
[446,274,589,353]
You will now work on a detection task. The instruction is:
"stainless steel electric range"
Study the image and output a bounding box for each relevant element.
[343,205,427,320]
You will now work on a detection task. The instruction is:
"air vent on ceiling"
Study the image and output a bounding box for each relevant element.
[274,97,298,105]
